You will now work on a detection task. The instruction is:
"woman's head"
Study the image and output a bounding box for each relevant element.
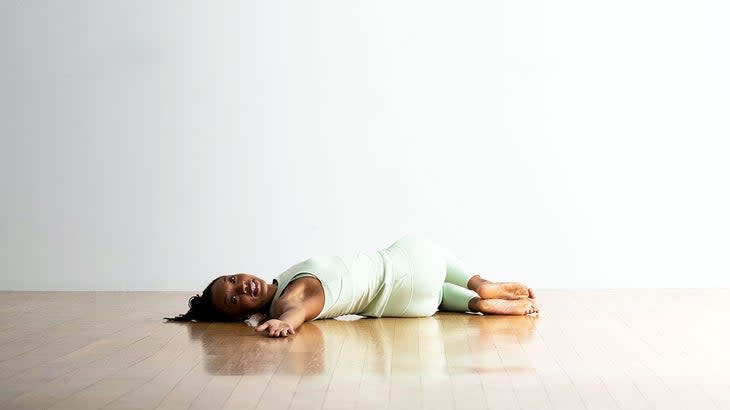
[165,273,277,322]
[209,273,277,320]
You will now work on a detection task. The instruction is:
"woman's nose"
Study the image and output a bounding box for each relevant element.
[238,281,248,295]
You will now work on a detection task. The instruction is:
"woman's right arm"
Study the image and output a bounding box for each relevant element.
[255,276,325,337]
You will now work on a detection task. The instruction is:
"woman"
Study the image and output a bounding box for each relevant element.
[165,235,539,337]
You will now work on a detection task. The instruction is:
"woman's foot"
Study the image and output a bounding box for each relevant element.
[469,298,539,315]
[476,282,535,300]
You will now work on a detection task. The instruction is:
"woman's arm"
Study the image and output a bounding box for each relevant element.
[255,276,324,337]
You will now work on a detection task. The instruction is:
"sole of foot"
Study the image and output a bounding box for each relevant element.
[477,282,535,300]
[474,298,540,315]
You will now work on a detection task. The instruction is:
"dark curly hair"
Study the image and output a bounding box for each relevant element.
[164,276,234,322]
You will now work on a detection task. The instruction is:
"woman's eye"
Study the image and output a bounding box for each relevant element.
[231,295,238,304]
[229,276,235,283]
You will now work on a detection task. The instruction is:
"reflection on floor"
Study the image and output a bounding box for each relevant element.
[0,290,729,409]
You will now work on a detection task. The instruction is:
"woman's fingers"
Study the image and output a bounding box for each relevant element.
[269,327,292,337]
[256,320,295,337]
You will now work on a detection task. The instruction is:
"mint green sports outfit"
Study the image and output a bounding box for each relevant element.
[269,235,479,319]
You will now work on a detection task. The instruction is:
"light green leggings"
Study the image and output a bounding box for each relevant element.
[438,245,480,313]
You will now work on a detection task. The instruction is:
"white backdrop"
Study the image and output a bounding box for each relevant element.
[2,1,729,290]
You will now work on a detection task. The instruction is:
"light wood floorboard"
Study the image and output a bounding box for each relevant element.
[1,290,728,409]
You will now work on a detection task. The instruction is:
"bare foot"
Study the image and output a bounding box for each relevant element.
[476,282,533,300]
[471,298,539,315]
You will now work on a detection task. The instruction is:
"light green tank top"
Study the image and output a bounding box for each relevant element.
[269,249,395,319]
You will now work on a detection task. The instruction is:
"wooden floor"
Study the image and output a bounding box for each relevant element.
[0,290,729,409]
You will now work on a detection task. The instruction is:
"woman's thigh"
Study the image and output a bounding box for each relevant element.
[381,235,447,317]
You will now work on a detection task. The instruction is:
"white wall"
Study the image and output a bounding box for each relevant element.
[2,0,729,291]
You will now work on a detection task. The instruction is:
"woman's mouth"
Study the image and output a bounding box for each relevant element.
[250,280,258,297]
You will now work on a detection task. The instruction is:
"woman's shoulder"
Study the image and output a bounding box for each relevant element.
[284,275,324,297]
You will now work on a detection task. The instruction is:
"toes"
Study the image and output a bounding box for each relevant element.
[520,301,532,315]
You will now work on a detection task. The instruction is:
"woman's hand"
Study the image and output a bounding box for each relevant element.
[256,319,296,337]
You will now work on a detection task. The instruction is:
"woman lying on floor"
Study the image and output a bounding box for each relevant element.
[165,235,539,337]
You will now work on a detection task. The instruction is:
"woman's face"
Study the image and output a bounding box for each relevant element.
[210,273,275,320]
